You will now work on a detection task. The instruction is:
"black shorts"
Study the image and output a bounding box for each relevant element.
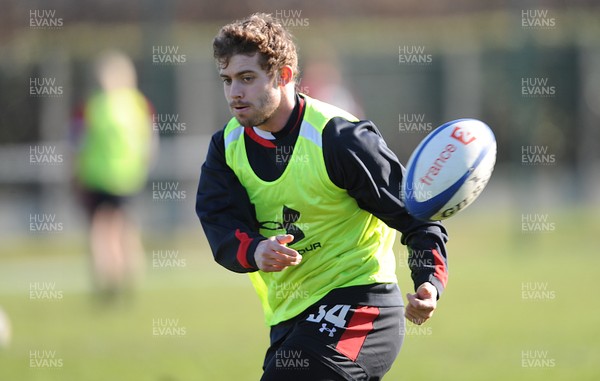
[80,189,128,217]
[261,303,405,381]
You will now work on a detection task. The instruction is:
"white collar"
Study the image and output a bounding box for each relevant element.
[253,127,276,140]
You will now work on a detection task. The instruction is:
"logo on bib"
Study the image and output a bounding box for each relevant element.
[259,205,305,244]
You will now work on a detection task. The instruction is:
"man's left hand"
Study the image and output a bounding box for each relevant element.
[405,282,438,325]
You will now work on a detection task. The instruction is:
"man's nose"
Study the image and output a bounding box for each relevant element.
[229,80,243,99]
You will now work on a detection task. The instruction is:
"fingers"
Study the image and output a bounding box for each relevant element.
[272,235,299,257]
[254,235,302,272]
[416,282,438,300]
[404,291,436,325]
[259,251,301,272]
[275,234,295,245]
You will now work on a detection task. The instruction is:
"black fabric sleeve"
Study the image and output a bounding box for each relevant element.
[322,117,449,297]
[195,129,266,273]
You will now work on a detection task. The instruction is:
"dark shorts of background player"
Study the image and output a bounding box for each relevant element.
[80,189,129,218]
[260,301,405,381]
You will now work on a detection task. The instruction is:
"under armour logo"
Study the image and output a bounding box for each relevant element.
[319,323,336,337]
[259,205,305,244]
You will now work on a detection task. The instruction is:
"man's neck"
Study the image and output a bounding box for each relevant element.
[257,87,296,133]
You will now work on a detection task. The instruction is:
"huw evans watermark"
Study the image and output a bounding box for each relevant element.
[152,113,187,134]
[29,77,63,97]
[521,145,556,166]
[521,77,556,98]
[294,77,310,95]
[275,349,310,371]
[29,9,63,29]
[521,214,556,233]
[398,45,432,65]
[521,349,556,368]
[275,145,309,165]
[152,181,187,201]
[152,45,187,65]
[401,318,433,336]
[29,214,63,232]
[152,318,186,337]
[29,349,63,368]
[152,250,186,268]
[29,145,63,165]
[274,10,309,28]
[275,281,309,300]
[399,113,433,133]
[29,282,63,300]
[521,9,556,29]
[521,281,556,301]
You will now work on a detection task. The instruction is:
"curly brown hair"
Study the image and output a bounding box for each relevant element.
[213,13,299,81]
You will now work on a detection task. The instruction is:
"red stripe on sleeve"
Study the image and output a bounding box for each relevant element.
[335,306,380,362]
[235,229,253,269]
[432,249,448,287]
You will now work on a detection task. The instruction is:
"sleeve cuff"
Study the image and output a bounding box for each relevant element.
[245,237,266,270]
[414,275,445,300]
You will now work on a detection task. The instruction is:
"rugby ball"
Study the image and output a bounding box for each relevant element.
[401,118,496,221]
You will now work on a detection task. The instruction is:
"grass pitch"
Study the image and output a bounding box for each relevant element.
[0,208,599,380]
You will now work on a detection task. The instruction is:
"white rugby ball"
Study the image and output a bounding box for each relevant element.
[401,118,496,221]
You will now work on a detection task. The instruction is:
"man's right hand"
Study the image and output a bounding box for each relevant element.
[254,234,302,272]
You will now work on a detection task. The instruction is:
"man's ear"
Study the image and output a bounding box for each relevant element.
[277,65,294,87]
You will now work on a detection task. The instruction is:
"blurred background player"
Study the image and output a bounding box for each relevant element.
[71,51,157,301]
[300,45,364,118]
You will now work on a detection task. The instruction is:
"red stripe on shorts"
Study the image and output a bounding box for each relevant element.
[335,306,380,362]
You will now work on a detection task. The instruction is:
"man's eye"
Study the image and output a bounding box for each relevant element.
[242,76,254,83]
[222,78,232,85]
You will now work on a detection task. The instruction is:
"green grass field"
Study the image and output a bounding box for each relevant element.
[1,208,599,380]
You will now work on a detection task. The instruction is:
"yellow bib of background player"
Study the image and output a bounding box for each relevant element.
[224,95,397,326]
[77,88,152,195]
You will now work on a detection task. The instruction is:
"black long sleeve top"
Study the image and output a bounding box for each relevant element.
[196,94,449,297]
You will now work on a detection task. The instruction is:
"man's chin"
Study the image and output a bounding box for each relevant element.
[234,116,267,128]
[234,116,251,127]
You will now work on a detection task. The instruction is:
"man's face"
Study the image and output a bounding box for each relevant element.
[219,53,281,129]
